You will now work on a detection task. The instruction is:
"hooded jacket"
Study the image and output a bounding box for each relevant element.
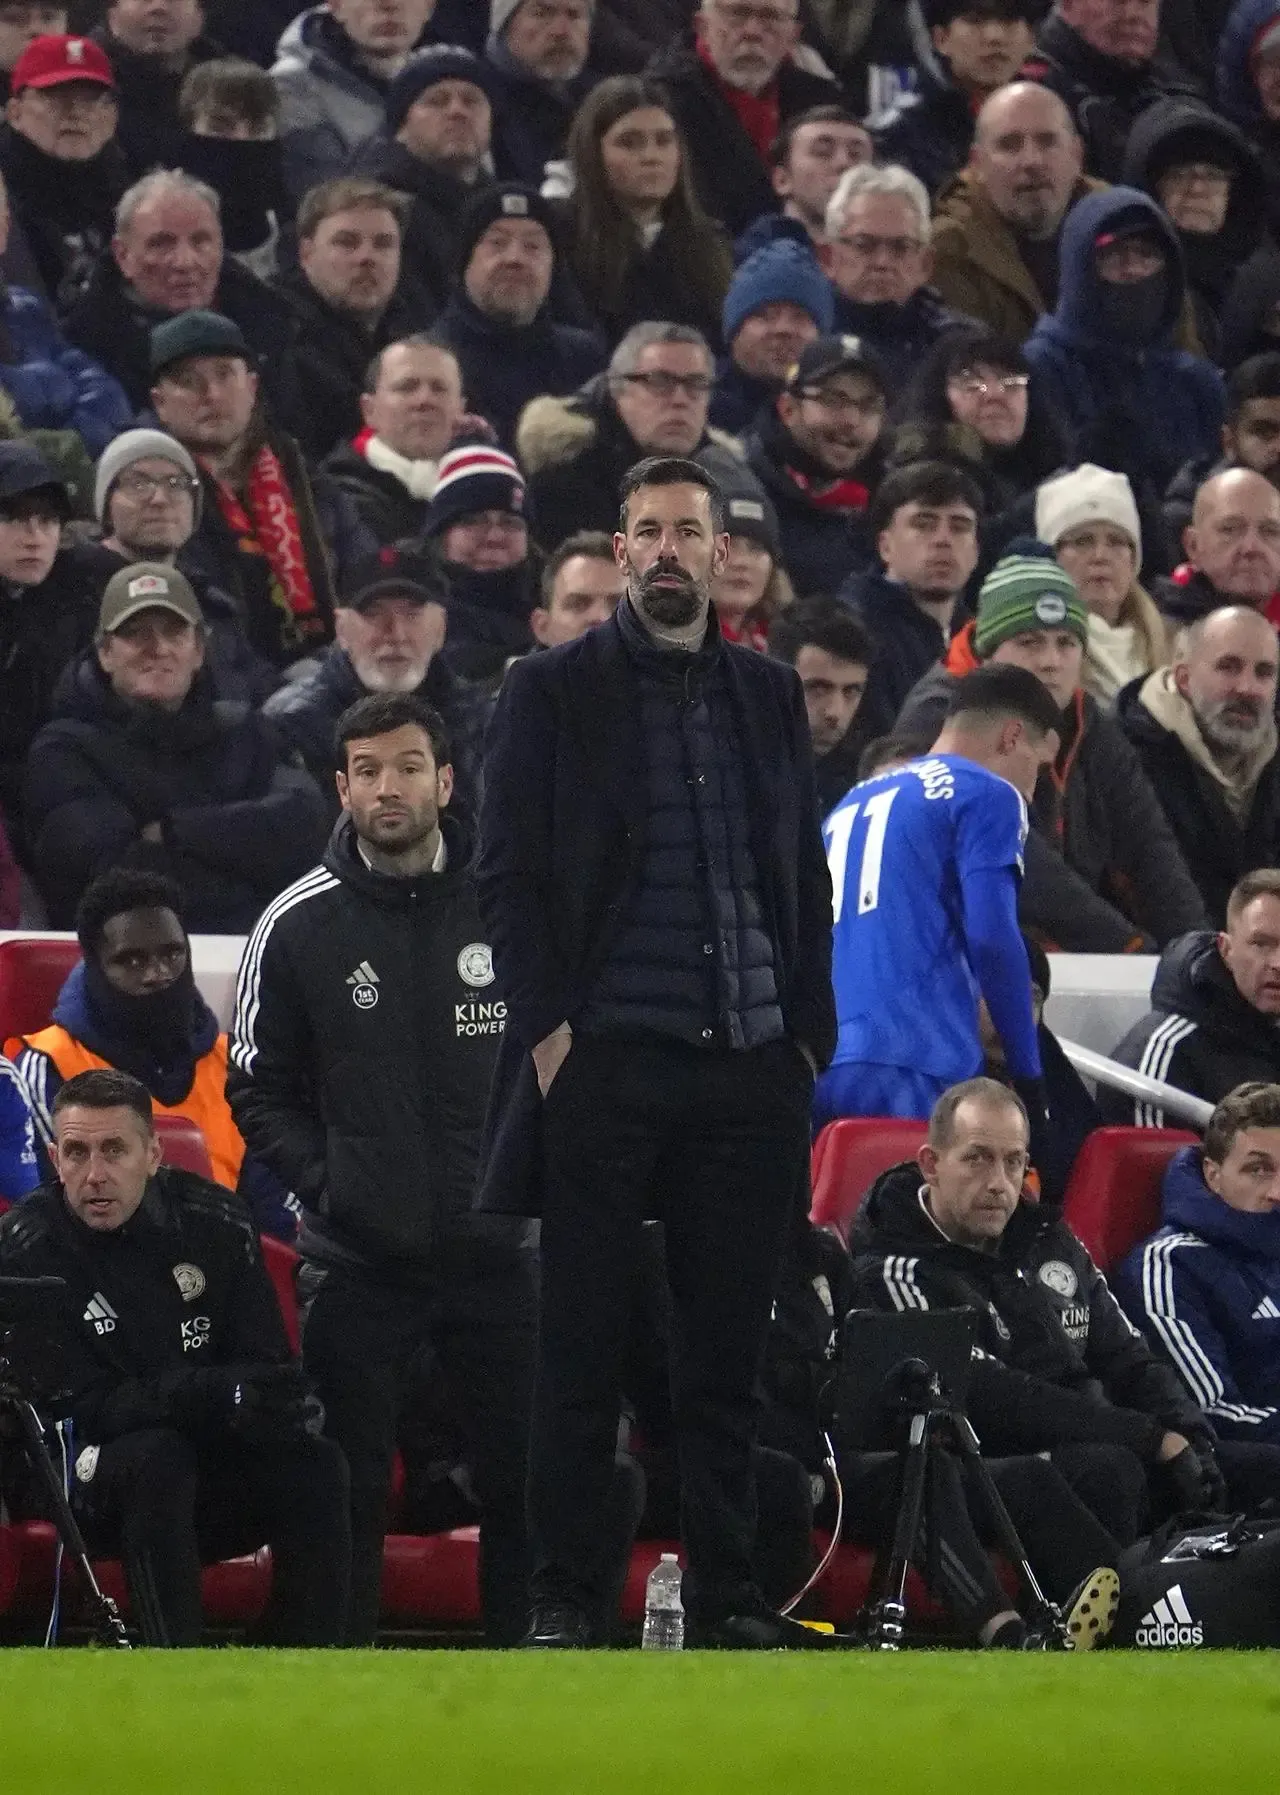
[1116,1145,1280,1443]
[1218,0,1280,222]
[272,6,434,201]
[1121,97,1267,361]
[1104,930,1280,1125]
[744,404,879,598]
[896,632,1209,951]
[1024,187,1226,496]
[433,289,605,453]
[227,810,535,1277]
[518,376,748,553]
[848,1159,1203,1458]
[1117,668,1280,923]
[1028,6,1202,182]
[23,657,328,932]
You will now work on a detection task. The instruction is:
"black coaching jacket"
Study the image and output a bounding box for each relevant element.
[227,810,533,1276]
[848,1160,1204,1461]
[0,1168,290,1446]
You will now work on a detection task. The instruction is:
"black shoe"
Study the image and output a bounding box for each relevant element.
[688,1598,838,1650]
[521,1602,593,1649]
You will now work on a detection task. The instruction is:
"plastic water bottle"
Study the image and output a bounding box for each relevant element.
[642,1552,685,1651]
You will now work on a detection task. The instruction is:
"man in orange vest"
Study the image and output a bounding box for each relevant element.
[7,865,296,1238]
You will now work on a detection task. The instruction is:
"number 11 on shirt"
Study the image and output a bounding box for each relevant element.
[825,787,899,923]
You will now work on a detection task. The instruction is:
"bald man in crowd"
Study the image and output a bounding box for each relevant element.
[1158,470,1280,629]
[929,83,1091,342]
[1118,606,1280,922]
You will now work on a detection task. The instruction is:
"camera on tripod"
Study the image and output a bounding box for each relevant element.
[0,1273,129,1647]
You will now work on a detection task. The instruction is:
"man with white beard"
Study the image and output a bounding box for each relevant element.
[263,542,490,815]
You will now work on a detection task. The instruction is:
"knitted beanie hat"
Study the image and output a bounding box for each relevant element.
[491,0,592,35]
[722,239,835,347]
[386,46,496,134]
[94,428,202,528]
[974,541,1088,659]
[1035,462,1142,563]
[424,441,525,538]
[456,182,557,277]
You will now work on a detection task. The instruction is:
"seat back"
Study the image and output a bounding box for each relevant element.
[261,1233,300,1353]
[810,1117,928,1242]
[0,938,79,1042]
[153,1113,215,1181]
[1062,1126,1199,1271]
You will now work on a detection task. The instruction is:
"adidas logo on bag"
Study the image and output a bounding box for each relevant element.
[1134,1583,1204,1647]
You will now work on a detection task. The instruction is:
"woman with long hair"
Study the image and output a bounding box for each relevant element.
[561,75,733,351]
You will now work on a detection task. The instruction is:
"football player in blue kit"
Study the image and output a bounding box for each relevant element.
[817,664,1061,1136]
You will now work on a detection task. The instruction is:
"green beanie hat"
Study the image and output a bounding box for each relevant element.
[973,541,1088,659]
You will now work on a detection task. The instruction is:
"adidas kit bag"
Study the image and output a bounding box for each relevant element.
[1113,1515,1280,1648]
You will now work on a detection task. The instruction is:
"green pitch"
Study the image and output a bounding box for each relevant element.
[5,1651,1279,1793]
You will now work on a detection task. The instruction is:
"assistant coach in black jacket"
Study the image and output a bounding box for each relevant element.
[228,692,536,1647]
[0,1067,349,1648]
[476,456,835,1650]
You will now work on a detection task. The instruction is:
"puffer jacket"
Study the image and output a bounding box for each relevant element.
[0,283,131,455]
[849,1158,1203,1458]
[1117,1145,1280,1441]
[1103,930,1280,1124]
[1024,187,1226,495]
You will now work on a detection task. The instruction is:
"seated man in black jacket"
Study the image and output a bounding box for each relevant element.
[1105,872,1280,1127]
[850,1077,1280,1542]
[0,1066,349,1647]
[24,561,328,929]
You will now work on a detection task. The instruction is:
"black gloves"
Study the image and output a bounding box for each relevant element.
[1163,1437,1227,1515]
[173,1361,318,1442]
[1187,1430,1228,1512]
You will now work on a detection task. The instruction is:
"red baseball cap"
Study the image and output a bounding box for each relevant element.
[11,34,116,94]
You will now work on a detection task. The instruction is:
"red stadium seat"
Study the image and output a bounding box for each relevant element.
[0,1522,271,1629]
[1062,1126,1199,1272]
[260,1233,300,1353]
[810,1118,928,1241]
[0,938,79,1042]
[153,1113,215,1180]
[380,1529,481,1625]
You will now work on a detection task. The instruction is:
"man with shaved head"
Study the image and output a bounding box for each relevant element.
[1158,469,1280,629]
[1119,606,1280,920]
[930,82,1092,340]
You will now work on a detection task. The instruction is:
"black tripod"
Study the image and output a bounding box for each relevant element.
[858,1358,1068,1651]
[0,1275,129,1648]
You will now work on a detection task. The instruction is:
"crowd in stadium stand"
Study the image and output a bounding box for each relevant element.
[9,0,1280,1649]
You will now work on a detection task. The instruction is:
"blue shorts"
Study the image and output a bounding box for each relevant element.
[813,1061,951,1130]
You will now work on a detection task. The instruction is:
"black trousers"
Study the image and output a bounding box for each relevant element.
[841,1444,1124,1636]
[74,1426,350,1647]
[298,1233,538,1646]
[532,1032,812,1620]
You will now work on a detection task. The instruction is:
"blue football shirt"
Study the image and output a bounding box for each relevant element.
[822,754,1028,1081]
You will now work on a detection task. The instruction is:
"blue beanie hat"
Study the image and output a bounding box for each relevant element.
[722,240,835,347]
